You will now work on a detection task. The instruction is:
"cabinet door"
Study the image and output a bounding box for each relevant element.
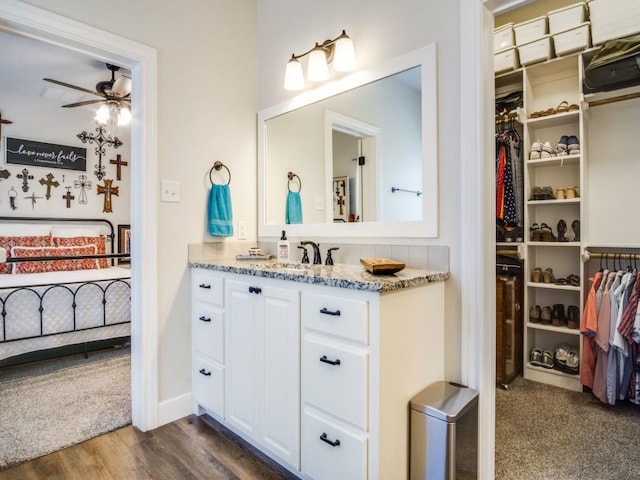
[261,285,300,469]
[225,280,259,438]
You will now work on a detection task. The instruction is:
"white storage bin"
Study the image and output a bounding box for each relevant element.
[494,23,515,51]
[589,0,640,45]
[548,2,587,35]
[518,35,554,66]
[553,22,591,56]
[494,47,520,73]
[514,16,548,45]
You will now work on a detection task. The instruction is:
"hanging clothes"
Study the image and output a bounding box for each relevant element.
[580,271,604,389]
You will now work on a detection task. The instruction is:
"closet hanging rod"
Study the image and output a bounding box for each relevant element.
[391,186,422,196]
[582,250,640,262]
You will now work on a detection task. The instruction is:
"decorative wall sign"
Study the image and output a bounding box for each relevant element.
[8,187,17,210]
[63,187,75,208]
[16,168,34,192]
[96,179,119,213]
[39,173,60,199]
[110,154,128,181]
[77,126,122,181]
[24,192,43,210]
[73,174,92,205]
[5,137,87,171]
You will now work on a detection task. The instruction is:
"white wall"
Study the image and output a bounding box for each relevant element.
[0,91,131,229]
[258,0,463,380]
[18,0,258,407]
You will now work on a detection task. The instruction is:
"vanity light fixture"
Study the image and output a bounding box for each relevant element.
[284,30,356,91]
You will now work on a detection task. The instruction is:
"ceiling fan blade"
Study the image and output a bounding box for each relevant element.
[112,76,132,97]
[61,99,105,108]
[43,78,104,97]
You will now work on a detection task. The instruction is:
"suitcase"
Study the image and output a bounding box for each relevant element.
[583,36,640,93]
[496,275,523,387]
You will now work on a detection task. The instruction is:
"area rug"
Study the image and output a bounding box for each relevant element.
[0,347,131,470]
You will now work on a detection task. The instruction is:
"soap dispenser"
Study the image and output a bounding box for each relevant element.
[277,230,290,262]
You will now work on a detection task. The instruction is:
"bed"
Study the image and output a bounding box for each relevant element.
[0,217,131,363]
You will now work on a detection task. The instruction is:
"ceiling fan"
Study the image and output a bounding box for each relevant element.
[43,63,131,109]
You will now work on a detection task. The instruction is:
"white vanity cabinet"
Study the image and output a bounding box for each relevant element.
[225,277,300,469]
[190,265,446,480]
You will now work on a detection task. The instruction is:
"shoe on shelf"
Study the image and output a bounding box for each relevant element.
[530,223,543,241]
[567,305,580,328]
[557,135,569,152]
[529,140,543,160]
[530,304,542,323]
[541,305,553,324]
[556,188,566,200]
[540,186,555,200]
[567,275,580,287]
[566,186,578,199]
[540,223,556,241]
[571,219,581,242]
[556,101,570,113]
[530,186,543,200]
[543,267,556,283]
[529,347,543,366]
[567,135,580,154]
[557,219,568,242]
[554,343,571,369]
[552,303,566,327]
[541,350,554,369]
[541,141,556,158]
[565,348,580,374]
[531,267,543,282]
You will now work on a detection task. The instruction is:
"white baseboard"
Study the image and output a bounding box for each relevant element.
[157,392,192,427]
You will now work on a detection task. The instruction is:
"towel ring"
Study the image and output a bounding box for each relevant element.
[287,171,302,193]
[209,161,231,185]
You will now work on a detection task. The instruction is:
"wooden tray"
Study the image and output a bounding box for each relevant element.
[360,257,405,275]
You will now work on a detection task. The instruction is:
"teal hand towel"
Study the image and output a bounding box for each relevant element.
[208,184,233,236]
[286,191,303,224]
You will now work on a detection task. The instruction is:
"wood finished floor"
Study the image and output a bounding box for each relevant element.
[0,415,300,480]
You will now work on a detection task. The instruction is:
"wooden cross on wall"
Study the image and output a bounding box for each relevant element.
[39,173,59,199]
[96,179,119,213]
[63,187,75,208]
[109,154,128,181]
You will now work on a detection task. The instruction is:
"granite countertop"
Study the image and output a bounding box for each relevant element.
[188,258,449,293]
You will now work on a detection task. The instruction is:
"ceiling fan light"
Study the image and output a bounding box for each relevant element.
[307,45,329,82]
[333,31,356,72]
[95,104,109,125]
[118,106,131,126]
[112,76,132,97]
[284,56,305,91]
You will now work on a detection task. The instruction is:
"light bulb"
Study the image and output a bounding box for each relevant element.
[284,56,305,91]
[307,45,329,82]
[333,31,356,72]
[118,106,131,126]
[95,104,109,125]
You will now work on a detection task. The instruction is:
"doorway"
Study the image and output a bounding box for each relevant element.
[0,2,158,431]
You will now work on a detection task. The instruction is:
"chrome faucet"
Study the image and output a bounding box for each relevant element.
[300,241,321,264]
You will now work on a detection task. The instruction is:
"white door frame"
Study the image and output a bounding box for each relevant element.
[0,0,159,431]
[460,0,530,478]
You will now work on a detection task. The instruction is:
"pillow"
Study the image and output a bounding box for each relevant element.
[0,235,52,274]
[53,236,109,268]
[11,244,99,274]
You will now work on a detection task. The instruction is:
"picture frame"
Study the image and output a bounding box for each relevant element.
[117,224,131,265]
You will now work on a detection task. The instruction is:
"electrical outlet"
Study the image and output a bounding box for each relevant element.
[161,180,180,203]
[238,220,247,240]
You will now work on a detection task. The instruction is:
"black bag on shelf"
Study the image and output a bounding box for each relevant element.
[583,36,640,93]
[496,254,522,277]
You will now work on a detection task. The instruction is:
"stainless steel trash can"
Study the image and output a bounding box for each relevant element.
[409,381,478,480]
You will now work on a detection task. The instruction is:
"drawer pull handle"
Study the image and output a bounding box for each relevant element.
[320,307,341,316]
[199,316,212,322]
[320,355,341,366]
[199,283,211,289]
[248,286,262,294]
[319,432,341,447]
[199,368,212,376]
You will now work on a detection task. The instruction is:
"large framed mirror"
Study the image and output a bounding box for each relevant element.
[258,43,438,239]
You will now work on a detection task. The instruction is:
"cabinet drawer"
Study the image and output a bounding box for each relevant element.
[302,292,368,344]
[193,355,224,418]
[303,335,368,430]
[301,408,367,480]
[192,270,224,306]
[193,302,224,363]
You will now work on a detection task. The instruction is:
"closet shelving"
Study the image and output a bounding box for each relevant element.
[497,51,587,391]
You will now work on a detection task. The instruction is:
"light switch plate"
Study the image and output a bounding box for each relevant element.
[161,180,180,203]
